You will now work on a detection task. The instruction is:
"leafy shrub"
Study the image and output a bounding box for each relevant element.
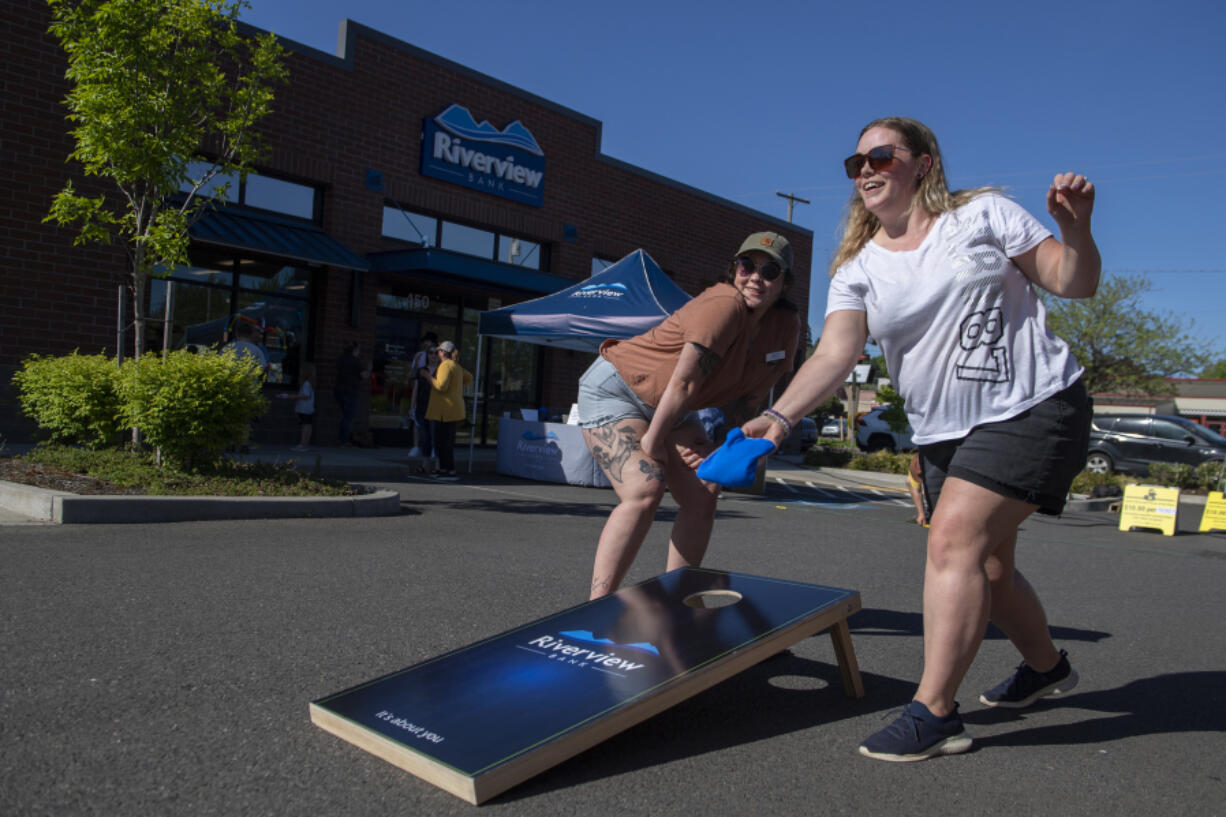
[849,449,912,473]
[804,439,856,468]
[1196,460,1226,492]
[1145,462,1198,491]
[1069,470,1128,496]
[22,443,355,496]
[116,349,267,468]
[11,352,123,447]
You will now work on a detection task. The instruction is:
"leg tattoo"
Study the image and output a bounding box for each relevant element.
[586,423,645,484]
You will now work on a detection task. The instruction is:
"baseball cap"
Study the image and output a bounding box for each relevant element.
[439,340,456,353]
[737,232,792,270]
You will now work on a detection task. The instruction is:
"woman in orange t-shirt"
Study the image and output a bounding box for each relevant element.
[576,232,800,599]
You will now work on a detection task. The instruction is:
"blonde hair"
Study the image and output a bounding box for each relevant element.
[829,117,999,277]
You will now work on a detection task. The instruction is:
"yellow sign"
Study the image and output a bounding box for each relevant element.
[1199,491,1226,533]
[1118,484,1180,536]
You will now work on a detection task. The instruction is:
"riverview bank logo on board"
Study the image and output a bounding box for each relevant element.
[421,104,545,207]
[518,630,659,676]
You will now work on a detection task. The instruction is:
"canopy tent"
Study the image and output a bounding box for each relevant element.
[468,249,691,469]
[476,249,691,352]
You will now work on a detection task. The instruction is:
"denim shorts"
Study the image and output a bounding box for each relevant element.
[576,357,656,429]
[919,379,1091,517]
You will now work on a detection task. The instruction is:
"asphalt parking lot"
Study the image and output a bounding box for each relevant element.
[2,471,1224,815]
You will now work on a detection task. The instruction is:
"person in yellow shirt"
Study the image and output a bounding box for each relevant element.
[423,340,473,480]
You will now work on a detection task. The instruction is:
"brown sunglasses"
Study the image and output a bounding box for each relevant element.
[843,144,914,179]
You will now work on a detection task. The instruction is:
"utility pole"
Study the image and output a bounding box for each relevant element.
[775,191,810,224]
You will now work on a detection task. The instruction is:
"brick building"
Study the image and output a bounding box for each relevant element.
[1,1,812,446]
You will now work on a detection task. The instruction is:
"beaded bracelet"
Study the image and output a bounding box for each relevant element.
[761,407,793,436]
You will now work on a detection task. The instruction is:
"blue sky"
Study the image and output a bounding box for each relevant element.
[241,0,1226,364]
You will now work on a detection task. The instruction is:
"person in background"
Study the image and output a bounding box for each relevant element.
[741,116,1099,762]
[424,340,473,480]
[223,319,268,378]
[334,341,369,446]
[282,362,315,452]
[907,453,928,526]
[223,318,268,453]
[409,332,438,461]
[577,231,801,600]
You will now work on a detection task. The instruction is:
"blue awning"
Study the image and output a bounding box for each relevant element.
[368,247,571,295]
[188,207,370,271]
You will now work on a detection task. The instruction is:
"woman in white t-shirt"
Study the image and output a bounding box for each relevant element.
[741,117,1101,762]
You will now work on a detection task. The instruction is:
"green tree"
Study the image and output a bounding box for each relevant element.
[1201,360,1226,380]
[1042,273,1210,395]
[44,0,287,360]
[874,384,909,433]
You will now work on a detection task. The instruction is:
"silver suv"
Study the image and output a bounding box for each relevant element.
[856,406,914,452]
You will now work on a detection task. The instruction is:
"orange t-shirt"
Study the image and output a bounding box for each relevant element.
[600,282,799,413]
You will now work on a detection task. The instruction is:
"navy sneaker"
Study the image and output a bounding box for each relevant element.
[979,649,1078,709]
[858,701,972,762]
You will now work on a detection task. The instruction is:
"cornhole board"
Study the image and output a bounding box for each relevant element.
[310,567,862,804]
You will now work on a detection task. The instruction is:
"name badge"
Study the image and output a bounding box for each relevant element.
[765,350,786,363]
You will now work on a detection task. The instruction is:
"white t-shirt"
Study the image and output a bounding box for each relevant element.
[826,193,1083,445]
[224,339,268,371]
[295,380,315,415]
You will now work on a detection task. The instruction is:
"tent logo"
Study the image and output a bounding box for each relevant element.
[572,282,627,300]
[520,630,658,674]
[421,104,546,207]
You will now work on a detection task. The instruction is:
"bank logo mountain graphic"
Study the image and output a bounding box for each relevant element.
[520,430,560,442]
[434,104,543,156]
[558,630,660,656]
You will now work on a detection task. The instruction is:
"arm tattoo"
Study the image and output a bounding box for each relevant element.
[693,344,722,377]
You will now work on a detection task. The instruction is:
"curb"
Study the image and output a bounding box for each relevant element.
[0,480,402,524]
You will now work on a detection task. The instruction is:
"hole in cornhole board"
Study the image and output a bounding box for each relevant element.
[683,590,743,608]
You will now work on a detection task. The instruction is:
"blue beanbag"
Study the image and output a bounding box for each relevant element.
[696,428,777,488]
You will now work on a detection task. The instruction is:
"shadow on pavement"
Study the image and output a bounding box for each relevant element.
[848,607,1112,643]
[496,654,914,803]
[964,671,1226,744]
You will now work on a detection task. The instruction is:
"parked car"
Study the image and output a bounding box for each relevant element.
[1086,414,1226,475]
[819,417,845,437]
[778,416,818,455]
[856,406,914,452]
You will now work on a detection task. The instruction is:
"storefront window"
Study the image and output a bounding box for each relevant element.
[180,162,318,221]
[381,205,545,271]
[440,221,495,258]
[149,254,313,386]
[381,208,436,246]
[499,236,541,270]
[243,174,315,220]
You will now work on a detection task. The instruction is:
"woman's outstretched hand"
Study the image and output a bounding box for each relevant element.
[1047,172,1095,232]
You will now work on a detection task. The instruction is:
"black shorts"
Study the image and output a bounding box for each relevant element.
[296,412,314,425]
[919,379,1091,517]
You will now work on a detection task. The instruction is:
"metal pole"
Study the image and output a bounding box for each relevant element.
[467,334,484,473]
[162,281,175,358]
[116,284,126,365]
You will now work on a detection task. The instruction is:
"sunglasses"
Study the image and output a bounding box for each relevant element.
[735,256,783,282]
[843,144,914,179]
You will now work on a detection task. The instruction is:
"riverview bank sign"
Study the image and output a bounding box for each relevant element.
[421,104,546,207]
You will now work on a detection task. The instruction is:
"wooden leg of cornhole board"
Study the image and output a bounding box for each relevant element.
[310,568,863,804]
[829,618,865,698]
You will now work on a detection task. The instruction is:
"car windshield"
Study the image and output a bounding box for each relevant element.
[1171,417,1226,446]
